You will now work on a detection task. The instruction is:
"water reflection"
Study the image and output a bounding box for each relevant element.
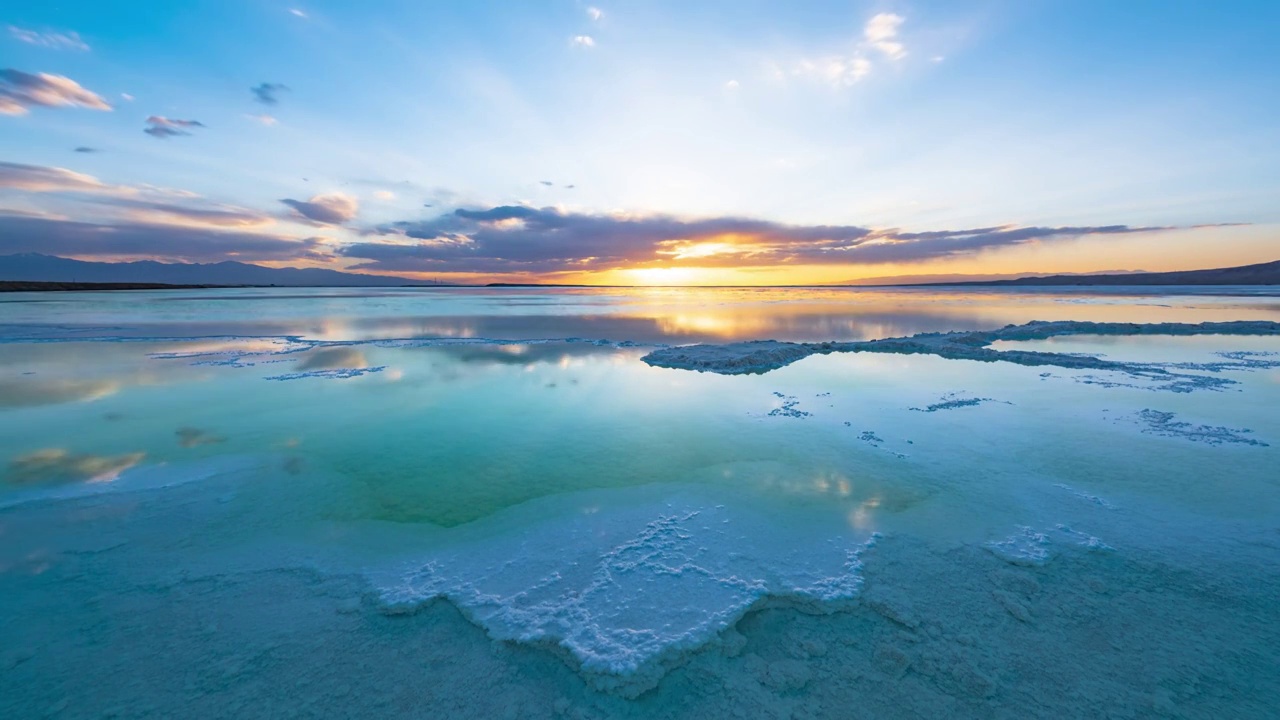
[6,448,145,485]
[175,427,227,448]
[0,378,121,408]
[297,347,369,371]
[2,285,1278,520]
[0,342,213,409]
[4,286,1278,344]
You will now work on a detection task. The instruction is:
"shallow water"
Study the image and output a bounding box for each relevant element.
[2,286,1278,718]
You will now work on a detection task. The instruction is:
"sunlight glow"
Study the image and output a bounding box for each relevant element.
[660,241,746,260]
[621,267,710,286]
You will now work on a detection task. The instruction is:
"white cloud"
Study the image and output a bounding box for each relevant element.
[289,8,308,18]
[724,79,740,90]
[373,190,396,201]
[246,113,278,126]
[571,35,596,48]
[587,7,604,21]
[281,192,359,225]
[120,93,135,102]
[0,161,127,194]
[864,13,906,61]
[787,13,907,88]
[7,26,90,51]
[0,162,283,233]
[0,70,111,115]
[794,56,871,88]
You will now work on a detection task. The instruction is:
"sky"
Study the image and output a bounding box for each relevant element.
[1,0,1278,285]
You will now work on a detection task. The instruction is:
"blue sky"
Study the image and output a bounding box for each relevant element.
[1,1,1277,283]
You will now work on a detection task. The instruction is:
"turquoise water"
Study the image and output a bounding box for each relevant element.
[2,287,1278,718]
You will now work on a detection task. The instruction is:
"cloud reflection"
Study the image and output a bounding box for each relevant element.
[175,427,227,448]
[0,378,120,408]
[297,347,369,370]
[6,448,145,485]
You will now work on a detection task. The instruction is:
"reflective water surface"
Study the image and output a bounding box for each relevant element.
[2,287,1278,718]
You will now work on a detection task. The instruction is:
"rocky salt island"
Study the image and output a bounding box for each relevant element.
[643,320,1280,388]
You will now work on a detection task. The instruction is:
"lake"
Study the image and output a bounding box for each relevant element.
[2,286,1278,719]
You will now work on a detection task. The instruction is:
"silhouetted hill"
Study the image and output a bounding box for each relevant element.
[911,260,1280,287]
[841,269,1144,286]
[0,281,236,292]
[0,253,425,287]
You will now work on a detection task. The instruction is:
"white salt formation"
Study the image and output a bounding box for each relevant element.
[370,488,878,694]
[642,320,1280,388]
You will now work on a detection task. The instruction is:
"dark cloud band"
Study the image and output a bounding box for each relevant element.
[251,83,289,105]
[341,205,1171,273]
[0,213,330,263]
[144,116,205,138]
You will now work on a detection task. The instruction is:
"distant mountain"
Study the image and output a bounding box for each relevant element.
[1,281,233,292]
[932,259,1280,287]
[843,270,1146,286]
[0,253,429,287]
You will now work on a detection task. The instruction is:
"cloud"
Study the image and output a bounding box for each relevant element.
[73,146,99,153]
[0,69,111,115]
[95,198,274,228]
[251,82,289,105]
[280,192,359,224]
[120,92,134,101]
[0,212,332,263]
[864,13,906,61]
[0,162,280,231]
[790,13,907,88]
[724,79,740,90]
[245,113,277,125]
[0,161,125,194]
[372,190,395,201]
[539,180,554,187]
[289,8,308,18]
[794,56,871,87]
[587,7,604,21]
[7,26,89,52]
[572,35,596,48]
[345,205,1174,274]
[144,115,205,138]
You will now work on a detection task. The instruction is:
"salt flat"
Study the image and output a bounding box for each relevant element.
[2,286,1278,719]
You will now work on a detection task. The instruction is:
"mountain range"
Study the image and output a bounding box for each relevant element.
[0,253,418,287]
[844,269,1146,285]
[0,253,1277,288]
[928,259,1280,286]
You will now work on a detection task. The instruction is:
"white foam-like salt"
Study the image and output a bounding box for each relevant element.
[986,523,1112,566]
[1054,523,1113,551]
[370,488,876,677]
[1053,483,1116,509]
[985,526,1053,566]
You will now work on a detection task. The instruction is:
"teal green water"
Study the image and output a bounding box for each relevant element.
[2,287,1279,718]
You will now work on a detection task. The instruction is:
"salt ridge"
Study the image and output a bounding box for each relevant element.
[369,489,877,691]
[640,320,1280,390]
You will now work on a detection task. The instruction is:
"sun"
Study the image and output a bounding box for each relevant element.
[621,267,710,286]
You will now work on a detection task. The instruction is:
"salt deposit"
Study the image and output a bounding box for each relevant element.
[641,320,1280,390]
[369,486,878,694]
